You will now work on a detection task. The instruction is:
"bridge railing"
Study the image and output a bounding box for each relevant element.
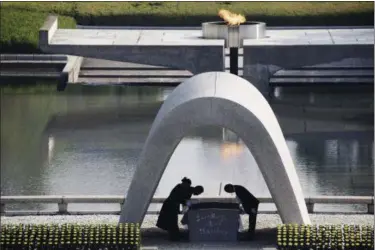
[1,195,373,216]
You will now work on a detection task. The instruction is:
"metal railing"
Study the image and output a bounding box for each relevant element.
[1,195,373,216]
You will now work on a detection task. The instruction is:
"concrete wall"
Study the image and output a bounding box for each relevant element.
[41,45,225,75]
[243,45,374,94]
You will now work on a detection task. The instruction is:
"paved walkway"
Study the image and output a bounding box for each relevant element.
[52,27,374,46]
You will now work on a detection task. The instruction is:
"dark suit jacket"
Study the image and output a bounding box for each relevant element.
[233,185,259,214]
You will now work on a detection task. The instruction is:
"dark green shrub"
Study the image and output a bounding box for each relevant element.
[0,223,141,250]
[277,224,374,250]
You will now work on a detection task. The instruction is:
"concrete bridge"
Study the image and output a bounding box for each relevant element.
[39,16,374,94]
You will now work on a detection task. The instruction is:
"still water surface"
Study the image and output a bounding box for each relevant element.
[1,84,374,212]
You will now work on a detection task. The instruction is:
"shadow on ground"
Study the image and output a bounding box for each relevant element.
[141,227,277,249]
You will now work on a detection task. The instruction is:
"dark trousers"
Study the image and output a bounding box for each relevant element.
[248,213,257,234]
[166,220,181,241]
[247,206,258,238]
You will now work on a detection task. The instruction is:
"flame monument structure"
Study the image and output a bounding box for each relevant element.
[119,72,311,225]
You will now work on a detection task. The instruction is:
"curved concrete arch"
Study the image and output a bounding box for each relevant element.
[119,72,311,225]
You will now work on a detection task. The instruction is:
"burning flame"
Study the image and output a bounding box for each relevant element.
[220,142,244,160]
[218,9,246,26]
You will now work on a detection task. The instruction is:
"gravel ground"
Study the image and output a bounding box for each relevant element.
[2,214,372,228]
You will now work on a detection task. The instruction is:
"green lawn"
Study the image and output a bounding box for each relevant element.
[0,8,76,53]
[1,1,374,53]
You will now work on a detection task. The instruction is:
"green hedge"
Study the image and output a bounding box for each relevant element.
[2,2,374,26]
[0,223,141,250]
[0,2,373,53]
[277,224,374,250]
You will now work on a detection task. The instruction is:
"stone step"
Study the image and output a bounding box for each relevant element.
[77,77,189,85]
[274,69,374,77]
[79,69,193,77]
[81,57,244,70]
[270,77,374,86]
[0,72,60,78]
[0,62,65,72]
[1,67,62,73]
[0,54,67,61]
[1,60,66,65]
[81,58,176,69]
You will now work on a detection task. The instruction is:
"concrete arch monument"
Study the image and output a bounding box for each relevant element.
[119,72,311,225]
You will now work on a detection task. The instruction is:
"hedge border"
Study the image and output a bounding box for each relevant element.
[0,223,141,250]
[277,224,374,250]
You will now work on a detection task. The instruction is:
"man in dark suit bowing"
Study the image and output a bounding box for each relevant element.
[224,183,259,239]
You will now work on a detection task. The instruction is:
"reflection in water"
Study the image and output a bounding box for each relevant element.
[0,84,373,212]
[48,136,55,164]
[220,143,244,160]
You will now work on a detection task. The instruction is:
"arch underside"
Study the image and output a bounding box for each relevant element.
[119,72,311,225]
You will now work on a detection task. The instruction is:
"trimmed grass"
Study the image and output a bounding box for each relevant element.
[0,2,374,53]
[0,8,76,53]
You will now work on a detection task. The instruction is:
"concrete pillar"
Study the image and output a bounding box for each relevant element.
[368,204,374,214]
[58,203,68,214]
[242,63,275,95]
[39,15,58,48]
[306,203,314,213]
